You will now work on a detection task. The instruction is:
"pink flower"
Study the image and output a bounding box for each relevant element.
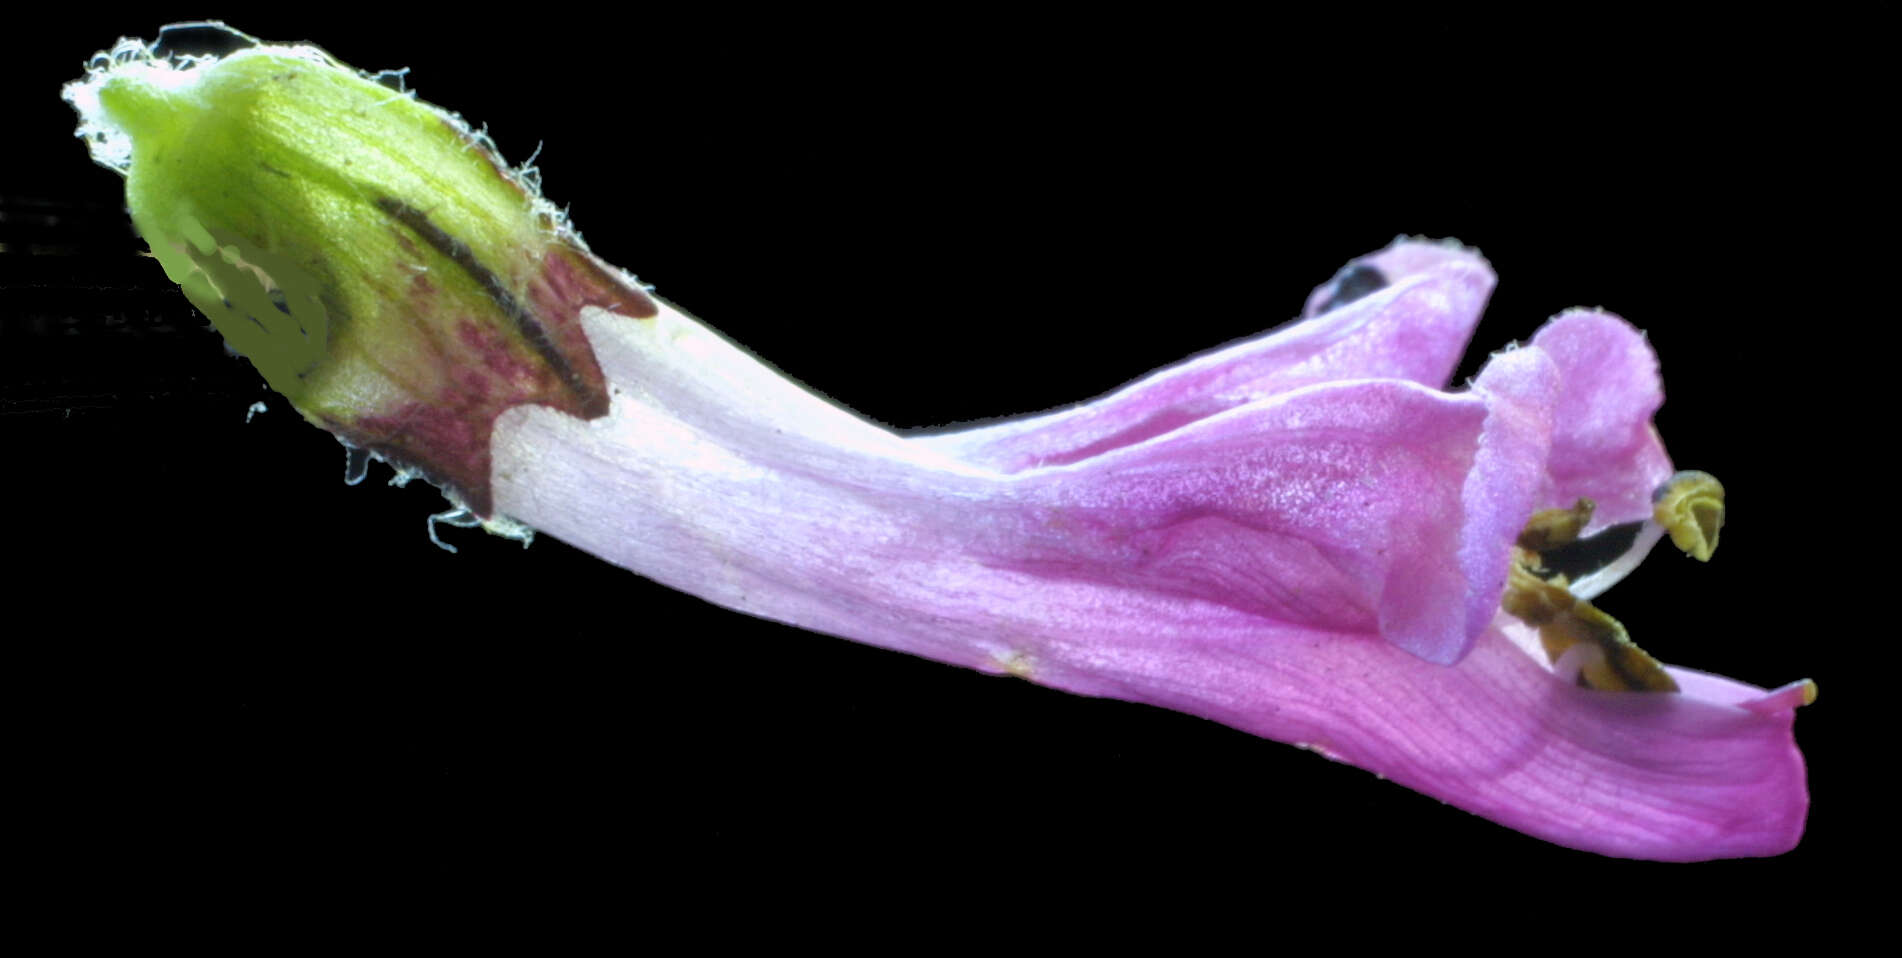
[491,238,1810,861]
[63,34,1807,859]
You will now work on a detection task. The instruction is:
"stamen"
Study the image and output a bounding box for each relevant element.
[1502,556,1678,692]
[1515,498,1594,554]
[1653,471,1725,561]
[1513,500,1658,599]
[1501,470,1728,691]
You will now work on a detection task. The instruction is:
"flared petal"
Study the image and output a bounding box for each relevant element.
[916,238,1495,472]
[1447,345,1560,662]
[1528,309,1675,526]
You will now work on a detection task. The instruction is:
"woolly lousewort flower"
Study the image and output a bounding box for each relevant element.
[65,25,1813,860]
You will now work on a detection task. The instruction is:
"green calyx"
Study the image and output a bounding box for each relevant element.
[64,29,656,515]
[77,39,549,404]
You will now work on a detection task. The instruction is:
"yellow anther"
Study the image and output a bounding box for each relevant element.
[1515,498,1595,553]
[1653,471,1725,562]
[1502,555,1678,693]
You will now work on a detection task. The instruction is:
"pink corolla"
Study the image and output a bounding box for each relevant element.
[68,31,1810,861]
[491,240,1810,861]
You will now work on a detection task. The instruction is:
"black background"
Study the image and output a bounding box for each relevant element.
[2,10,1873,920]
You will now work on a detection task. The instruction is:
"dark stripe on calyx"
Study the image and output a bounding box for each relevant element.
[374,196,597,405]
